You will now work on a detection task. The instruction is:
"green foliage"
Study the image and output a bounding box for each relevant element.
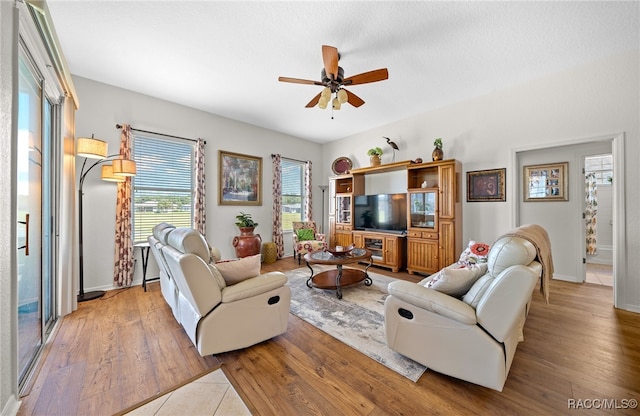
[367,147,383,157]
[433,138,443,149]
[235,212,258,228]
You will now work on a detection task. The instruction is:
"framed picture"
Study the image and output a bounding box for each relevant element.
[467,168,506,202]
[218,150,262,205]
[523,162,568,201]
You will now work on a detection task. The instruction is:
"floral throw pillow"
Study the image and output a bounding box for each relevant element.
[296,228,315,241]
[458,240,490,265]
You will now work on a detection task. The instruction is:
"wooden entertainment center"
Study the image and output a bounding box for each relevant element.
[327,159,461,274]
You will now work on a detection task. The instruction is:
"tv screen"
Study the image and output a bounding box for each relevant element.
[353,193,407,234]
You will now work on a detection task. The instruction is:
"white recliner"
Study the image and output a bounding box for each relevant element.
[384,236,543,391]
[153,226,291,356]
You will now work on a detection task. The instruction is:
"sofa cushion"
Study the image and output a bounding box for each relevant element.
[486,236,536,277]
[458,240,490,265]
[420,263,488,297]
[214,254,262,285]
[462,274,495,309]
[296,228,315,241]
[167,227,210,261]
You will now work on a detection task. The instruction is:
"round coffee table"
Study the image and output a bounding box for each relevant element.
[304,248,373,299]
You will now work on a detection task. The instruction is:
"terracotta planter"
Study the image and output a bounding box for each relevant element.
[233,227,262,258]
[432,147,443,161]
[370,155,381,166]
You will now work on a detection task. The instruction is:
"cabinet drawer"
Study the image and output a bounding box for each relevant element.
[407,230,438,239]
[336,225,352,231]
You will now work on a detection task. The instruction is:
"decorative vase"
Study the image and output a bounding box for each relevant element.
[370,155,381,166]
[233,227,262,258]
[432,147,443,161]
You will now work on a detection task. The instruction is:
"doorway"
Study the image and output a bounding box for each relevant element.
[584,154,613,286]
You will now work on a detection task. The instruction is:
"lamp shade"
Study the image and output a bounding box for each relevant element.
[332,97,341,110]
[77,136,108,159]
[337,89,348,104]
[101,165,125,182]
[112,158,137,176]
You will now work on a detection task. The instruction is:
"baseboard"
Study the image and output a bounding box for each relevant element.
[1,394,21,416]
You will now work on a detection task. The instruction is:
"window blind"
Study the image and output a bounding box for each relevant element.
[132,136,194,242]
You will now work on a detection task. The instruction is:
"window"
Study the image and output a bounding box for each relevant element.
[281,159,305,230]
[132,136,194,242]
[585,154,613,185]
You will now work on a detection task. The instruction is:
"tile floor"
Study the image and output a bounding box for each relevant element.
[585,263,613,286]
[124,369,251,416]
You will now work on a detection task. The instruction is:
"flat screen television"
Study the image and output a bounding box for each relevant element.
[353,193,407,234]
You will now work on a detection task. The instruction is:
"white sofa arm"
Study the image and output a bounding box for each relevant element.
[476,265,538,341]
[387,280,477,325]
[221,271,288,303]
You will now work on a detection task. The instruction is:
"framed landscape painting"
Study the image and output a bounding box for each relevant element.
[467,168,506,202]
[523,162,568,201]
[218,150,262,206]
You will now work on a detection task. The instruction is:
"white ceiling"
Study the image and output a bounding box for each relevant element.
[46,1,639,144]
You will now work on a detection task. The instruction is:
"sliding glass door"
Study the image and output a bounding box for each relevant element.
[17,44,56,389]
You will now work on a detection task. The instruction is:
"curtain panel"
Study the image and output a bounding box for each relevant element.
[194,138,206,235]
[114,124,134,286]
[304,161,312,221]
[585,172,598,255]
[271,154,284,258]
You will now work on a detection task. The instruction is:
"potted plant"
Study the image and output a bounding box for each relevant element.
[367,147,383,166]
[432,138,444,161]
[233,212,261,258]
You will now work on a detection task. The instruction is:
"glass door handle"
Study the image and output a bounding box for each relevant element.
[18,213,29,255]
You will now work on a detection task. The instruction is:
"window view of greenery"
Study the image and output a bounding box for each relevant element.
[133,136,194,242]
[282,160,304,230]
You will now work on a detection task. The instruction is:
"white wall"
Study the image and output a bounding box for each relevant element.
[73,76,323,292]
[322,51,640,312]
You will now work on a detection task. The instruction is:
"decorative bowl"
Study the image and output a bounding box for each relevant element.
[326,244,355,256]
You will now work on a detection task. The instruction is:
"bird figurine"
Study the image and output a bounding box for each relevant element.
[384,137,399,162]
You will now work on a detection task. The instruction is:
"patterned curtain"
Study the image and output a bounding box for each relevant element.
[194,138,206,235]
[585,172,598,255]
[114,124,134,287]
[271,154,284,258]
[304,161,312,221]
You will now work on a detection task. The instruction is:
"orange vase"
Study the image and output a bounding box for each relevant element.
[233,227,262,258]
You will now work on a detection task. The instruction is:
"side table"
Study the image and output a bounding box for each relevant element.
[134,242,160,292]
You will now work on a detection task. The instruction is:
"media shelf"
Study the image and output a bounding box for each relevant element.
[353,231,406,272]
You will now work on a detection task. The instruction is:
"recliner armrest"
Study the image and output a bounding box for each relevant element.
[387,280,477,325]
[221,271,288,303]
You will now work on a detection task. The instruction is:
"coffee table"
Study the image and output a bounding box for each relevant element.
[304,248,373,299]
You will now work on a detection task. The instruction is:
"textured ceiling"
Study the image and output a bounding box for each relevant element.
[46,1,639,143]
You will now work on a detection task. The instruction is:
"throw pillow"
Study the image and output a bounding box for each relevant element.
[420,263,488,297]
[214,254,261,285]
[296,228,315,241]
[458,240,490,265]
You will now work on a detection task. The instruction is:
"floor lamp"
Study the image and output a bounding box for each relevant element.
[319,185,328,233]
[76,135,137,302]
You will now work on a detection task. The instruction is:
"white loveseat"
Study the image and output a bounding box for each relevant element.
[148,223,291,355]
[384,235,543,391]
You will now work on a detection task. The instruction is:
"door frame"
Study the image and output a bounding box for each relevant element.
[511,132,625,309]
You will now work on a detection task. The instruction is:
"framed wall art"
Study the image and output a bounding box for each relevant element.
[218,150,262,206]
[467,168,506,202]
[523,162,568,201]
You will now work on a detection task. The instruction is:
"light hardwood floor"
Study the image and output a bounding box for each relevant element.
[17,259,640,415]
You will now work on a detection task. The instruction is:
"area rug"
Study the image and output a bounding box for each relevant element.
[287,266,427,382]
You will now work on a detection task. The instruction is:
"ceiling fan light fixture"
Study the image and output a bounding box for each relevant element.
[337,89,348,104]
[321,87,331,99]
[318,98,328,109]
[332,97,341,110]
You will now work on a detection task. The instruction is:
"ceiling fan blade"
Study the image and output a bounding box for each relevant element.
[322,45,339,80]
[345,90,365,108]
[344,68,389,86]
[278,76,323,86]
[305,92,322,108]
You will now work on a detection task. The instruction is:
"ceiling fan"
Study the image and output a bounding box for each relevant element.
[278,45,389,110]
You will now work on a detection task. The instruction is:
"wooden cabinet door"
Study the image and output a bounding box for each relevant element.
[384,236,397,268]
[328,179,336,217]
[439,163,455,219]
[407,238,439,274]
[352,233,364,248]
[439,220,456,269]
[328,216,336,247]
[335,231,353,247]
